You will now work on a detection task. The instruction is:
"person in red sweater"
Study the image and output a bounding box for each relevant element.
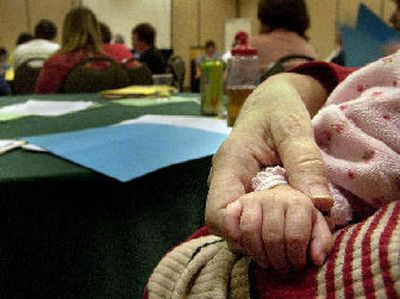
[99,22,133,63]
[35,6,109,94]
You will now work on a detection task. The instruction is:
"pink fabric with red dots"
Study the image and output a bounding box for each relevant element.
[258,54,400,227]
[315,53,400,226]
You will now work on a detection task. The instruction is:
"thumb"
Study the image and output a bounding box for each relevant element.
[273,123,333,212]
[280,137,333,212]
[310,211,334,266]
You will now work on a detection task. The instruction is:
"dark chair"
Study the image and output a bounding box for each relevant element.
[123,59,153,85]
[260,54,315,83]
[166,55,185,91]
[190,59,200,92]
[13,58,45,94]
[61,56,131,93]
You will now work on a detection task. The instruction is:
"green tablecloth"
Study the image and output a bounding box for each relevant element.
[0,93,211,298]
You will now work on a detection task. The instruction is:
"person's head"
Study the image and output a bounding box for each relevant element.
[60,6,102,54]
[204,40,216,57]
[131,23,156,51]
[113,33,125,44]
[34,19,57,40]
[16,32,34,45]
[234,31,249,46]
[257,0,310,38]
[99,22,112,43]
[390,0,400,31]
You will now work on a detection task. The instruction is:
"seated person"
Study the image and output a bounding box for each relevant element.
[131,23,166,74]
[0,47,10,77]
[0,77,11,96]
[16,32,34,46]
[13,19,60,69]
[99,22,133,63]
[250,0,318,73]
[222,31,249,63]
[35,7,110,94]
[146,51,400,298]
[195,40,221,79]
[113,33,125,44]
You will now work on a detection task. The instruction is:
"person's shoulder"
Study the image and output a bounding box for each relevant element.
[144,47,165,61]
[249,34,274,46]
[42,52,64,65]
[104,43,131,53]
[113,43,131,51]
[148,47,163,56]
[37,39,60,49]
[13,40,34,54]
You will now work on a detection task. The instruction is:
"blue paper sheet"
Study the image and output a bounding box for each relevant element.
[24,123,228,182]
[356,3,400,43]
[340,25,384,67]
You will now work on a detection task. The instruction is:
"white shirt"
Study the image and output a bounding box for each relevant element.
[13,39,60,69]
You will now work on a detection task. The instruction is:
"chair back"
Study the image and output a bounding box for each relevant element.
[166,55,186,91]
[260,54,314,83]
[62,56,131,93]
[123,59,153,85]
[13,58,45,94]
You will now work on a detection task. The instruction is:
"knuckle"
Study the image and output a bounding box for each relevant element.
[239,215,257,233]
[286,233,308,246]
[292,156,327,176]
[264,234,283,248]
[238,192,257,204]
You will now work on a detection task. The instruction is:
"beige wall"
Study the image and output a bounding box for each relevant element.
[0,0,397,88]
[172,0,236,87]
[83,0,172,49]
[0,0,29,51]
[0,0,77,52]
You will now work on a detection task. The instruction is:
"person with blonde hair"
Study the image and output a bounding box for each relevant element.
[35,6,108,93]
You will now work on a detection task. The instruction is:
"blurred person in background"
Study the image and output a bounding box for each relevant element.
[99,22,133,63]
[35,6,107,93]
[250,0,318,73]
[0,48,10,77]
[16,32,34,46]
[195,40,221,79]
[222,31,249,63]
[131,23,166,74]
[13,19,59,69]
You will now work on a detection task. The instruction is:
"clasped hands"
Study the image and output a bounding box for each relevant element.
[205,74,334,272]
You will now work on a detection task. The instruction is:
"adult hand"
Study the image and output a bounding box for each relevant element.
[205,73,333,270]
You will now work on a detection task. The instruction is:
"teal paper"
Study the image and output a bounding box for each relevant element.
[24,123,228,182]
[340,25,384,67]
[356,3,400,43]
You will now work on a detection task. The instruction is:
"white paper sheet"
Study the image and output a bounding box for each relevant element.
[0,140,26,154]
[118,114,232,135]
[0,100,95,117]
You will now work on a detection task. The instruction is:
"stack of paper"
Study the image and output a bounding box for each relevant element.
[101,85,178,99]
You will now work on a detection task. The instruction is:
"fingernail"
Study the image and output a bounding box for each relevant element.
[309,185,333,211]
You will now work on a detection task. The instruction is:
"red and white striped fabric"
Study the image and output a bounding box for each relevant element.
[147,201,400,298]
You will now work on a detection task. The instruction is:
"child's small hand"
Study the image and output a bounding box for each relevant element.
[224,185,334,272]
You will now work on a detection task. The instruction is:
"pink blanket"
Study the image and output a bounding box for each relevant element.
[254,53,400,227]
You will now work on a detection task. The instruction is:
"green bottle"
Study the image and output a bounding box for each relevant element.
[200,59,224,115]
